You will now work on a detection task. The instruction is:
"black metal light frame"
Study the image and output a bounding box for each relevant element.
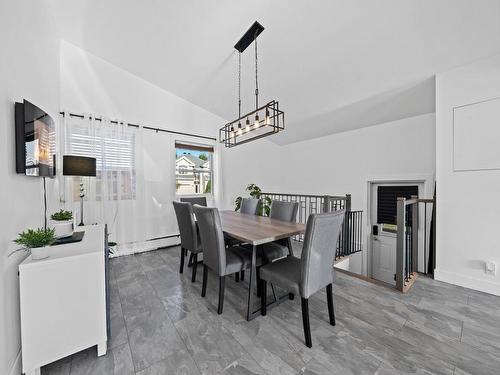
[219,100,284,148]
[220,21,285,148]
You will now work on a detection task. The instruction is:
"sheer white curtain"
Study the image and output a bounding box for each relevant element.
[62,113,217,255]
[63,115,148,254]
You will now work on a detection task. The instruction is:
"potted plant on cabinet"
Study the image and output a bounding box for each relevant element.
[50,209,74,238]
[14,228,56,260]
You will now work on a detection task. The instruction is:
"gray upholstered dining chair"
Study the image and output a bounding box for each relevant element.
[194,205,257,314]
[262,200,299,262]
[172,201,203,282]
[259,210,345,348]
[229,197,261,282]
[180,196,207,206]
[240,198,261,215]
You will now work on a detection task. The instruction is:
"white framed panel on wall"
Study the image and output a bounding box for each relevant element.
[453,97,500,171]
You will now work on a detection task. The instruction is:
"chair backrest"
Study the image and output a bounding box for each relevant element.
[269,200,299,222]
[193,205,226,276]
[172,201,198,251]
[300,210,345,299]
[180,196,207,206]
[240,198,260,215]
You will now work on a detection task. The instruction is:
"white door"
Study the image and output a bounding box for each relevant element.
[371,227,396,285]
[370,182,421,285]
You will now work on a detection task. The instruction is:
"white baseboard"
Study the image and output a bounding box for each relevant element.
[8,349,21,375]
[110,237,180,258]
[434,268,500,296]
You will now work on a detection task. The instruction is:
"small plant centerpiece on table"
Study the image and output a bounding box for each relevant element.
[235,184,272,216]
[50,209,74,238]
[14,228,55,260]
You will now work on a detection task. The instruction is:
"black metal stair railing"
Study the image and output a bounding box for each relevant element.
[260,192,363,260]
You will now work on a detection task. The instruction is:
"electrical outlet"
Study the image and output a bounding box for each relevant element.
[485,261,496,275]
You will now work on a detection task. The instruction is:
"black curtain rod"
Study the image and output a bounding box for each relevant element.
[59,111,216,141]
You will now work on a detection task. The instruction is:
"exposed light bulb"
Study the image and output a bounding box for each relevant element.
[265,109,270,125]
[254,113,260,128]
[246,117,250,126]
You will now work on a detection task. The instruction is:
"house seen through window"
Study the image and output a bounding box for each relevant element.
[175,142,213,195]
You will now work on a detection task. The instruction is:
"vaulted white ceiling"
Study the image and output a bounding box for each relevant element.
[51,0,500,144]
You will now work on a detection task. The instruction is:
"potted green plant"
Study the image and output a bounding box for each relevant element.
[14,228,55,260]
[235,184,272,216]
[50,209,74,238]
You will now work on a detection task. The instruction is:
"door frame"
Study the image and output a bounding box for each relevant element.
[366,175,434,279]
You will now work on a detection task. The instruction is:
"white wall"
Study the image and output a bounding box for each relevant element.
[220,140,283,211]
[435,54,500,296]
[60,41,223,139]
[0,1,60,374]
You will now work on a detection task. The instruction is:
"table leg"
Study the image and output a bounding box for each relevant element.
[246,244,257,321]
[246,244,290,321]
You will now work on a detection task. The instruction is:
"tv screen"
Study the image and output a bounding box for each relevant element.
[15,100,55,177]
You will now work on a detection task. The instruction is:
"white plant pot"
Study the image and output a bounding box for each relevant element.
[50,220,74,238]
[31,246,49,260]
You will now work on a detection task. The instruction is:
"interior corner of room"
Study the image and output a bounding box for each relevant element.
[2,1,500,374]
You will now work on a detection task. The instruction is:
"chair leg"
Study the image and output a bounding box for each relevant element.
[201,265,208,297]
[179,247,185,274]
[218,276,226,314]
[261,279,267,316]
[240,270,245,281]
[235,272,240,282]
[301,298,312,348]
[191,253,198,282]
[256,268,262,297]
[326,283,336,326]
[188,253,194,267]
[287,238,294,257]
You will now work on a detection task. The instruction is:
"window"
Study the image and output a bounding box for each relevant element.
[175,142,213,195]
[377,185,418,225]
[65,121,136,201]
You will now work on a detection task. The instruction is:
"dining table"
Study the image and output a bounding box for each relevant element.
[219,210,306,321]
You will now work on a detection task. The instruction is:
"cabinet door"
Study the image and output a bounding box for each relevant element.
[20,253,106,370]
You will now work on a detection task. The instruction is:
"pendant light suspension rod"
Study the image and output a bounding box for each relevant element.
[238,51,242,120]
[255,32,259,110]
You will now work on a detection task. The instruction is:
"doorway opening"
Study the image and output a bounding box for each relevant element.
[368,181,425,285]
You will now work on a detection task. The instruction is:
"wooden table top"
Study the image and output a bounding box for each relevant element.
[220,210,305,246]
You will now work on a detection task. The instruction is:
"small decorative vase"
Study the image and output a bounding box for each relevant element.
[50,220,74,238]
[31,246,50,260]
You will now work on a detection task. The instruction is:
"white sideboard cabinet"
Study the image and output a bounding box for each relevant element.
[19,225,109,375]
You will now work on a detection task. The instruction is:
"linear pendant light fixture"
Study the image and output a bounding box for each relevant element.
[219,21,284,148]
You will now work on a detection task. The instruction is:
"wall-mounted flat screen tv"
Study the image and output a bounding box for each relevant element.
[15,100,56,177]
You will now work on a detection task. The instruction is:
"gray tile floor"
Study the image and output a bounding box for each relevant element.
[42,245,500,375]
